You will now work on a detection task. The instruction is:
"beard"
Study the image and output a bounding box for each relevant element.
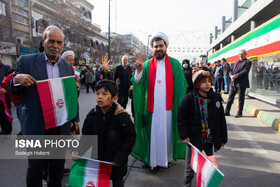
[154,50,166,60]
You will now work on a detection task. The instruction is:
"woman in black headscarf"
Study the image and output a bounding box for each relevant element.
[182,59,193,93]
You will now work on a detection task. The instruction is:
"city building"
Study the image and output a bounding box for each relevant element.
[103,32,153,65]
[207,0,280,106]
[0,0,108,67]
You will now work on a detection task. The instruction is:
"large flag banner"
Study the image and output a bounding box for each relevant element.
[68,157,113,187]
[208,14,280,64]
[37,76,78,129]
[74,68,81,79]
[189,143,224,187]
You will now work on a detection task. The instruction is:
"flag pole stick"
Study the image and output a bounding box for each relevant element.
[188,142,224,176]
[15,75,75,86]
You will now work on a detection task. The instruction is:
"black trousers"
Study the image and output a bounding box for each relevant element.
[86,83,95,93]
[117,85,129,109]
[225,86,246,115]
[112,177,124,187]
[27,159,65,187]
[0,99,12,133]
[184,143,213,187]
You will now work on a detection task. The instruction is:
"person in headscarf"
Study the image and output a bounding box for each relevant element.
[182,59,193,93]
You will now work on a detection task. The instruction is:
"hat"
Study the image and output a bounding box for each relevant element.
[192,70,212,89]
[61,50,75,60]
[150,32,169,47]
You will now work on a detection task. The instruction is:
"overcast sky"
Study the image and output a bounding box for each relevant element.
[88,0,246,58]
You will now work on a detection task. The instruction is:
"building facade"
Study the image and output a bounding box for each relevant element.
[0,0,108,67]
[207,0,280,106]
[107,33,152,65]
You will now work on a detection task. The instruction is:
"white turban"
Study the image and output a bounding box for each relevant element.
[61,50,75,60]
[150,32,169,47]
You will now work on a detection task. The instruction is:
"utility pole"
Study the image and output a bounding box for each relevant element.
[108,0,111,61]
[146,35,151,60]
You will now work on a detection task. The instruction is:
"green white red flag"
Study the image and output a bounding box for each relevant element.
[74,68,81,79]
[68,157,113,187]
[189,143,224,187]
[208,15,280,64]
[37,76,78,129]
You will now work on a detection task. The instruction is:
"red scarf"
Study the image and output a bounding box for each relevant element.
[0,86,13,122]
[147,54,173,113]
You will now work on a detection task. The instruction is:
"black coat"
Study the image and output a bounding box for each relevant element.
[177,89,227,151]
[80,102,136,179]
[183,67,193,93]
[230,58,252,88]
[114,65,132,89]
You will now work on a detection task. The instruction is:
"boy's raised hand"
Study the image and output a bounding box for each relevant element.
[71,151,78,161]
[182,138,190,145]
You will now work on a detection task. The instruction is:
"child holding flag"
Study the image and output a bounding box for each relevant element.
[177,70,228,187]
[71,80,136,187]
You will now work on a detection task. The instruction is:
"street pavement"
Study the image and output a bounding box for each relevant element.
[0,86,280,187]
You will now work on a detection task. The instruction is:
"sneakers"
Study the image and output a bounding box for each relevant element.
[234,114,243,118]
[224,112,230,116]
[142,163,151,169]
[63,168,70,176]
[0,130,12,135]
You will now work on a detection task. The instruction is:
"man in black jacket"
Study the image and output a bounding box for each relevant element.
[114,55,132,109]
[177,70,228,187]
[224,49,252,118]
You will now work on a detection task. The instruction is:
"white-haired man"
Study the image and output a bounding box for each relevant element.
[9,25,76,186]
[132,32,188,169]
[225,49,252,118]
[114,55,132,109]
[61,50,75,65]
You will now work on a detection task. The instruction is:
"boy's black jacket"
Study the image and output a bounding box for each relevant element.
[80,102,136,179]
[177,88,228,151]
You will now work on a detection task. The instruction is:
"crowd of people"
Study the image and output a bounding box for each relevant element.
[0,25,254,187]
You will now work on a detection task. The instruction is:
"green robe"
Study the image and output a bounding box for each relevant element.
[131,56,188,165]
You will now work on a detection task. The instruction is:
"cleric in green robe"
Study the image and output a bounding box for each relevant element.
[132,32,188,168]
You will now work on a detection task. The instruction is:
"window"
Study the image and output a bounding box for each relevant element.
[0,27,10,40]
[13,14,28,25]
[15,0,28,7]
[12,6,28,17]
[0,1,6,16]
[13,30,29,39]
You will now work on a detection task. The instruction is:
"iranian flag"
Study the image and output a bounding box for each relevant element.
[208,14,280,64]
[37,76,78,129]
[74,68,81,79]
[68,157,113,187]
[189,143,224,187]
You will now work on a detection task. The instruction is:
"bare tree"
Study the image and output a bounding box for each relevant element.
[110,37,134,64]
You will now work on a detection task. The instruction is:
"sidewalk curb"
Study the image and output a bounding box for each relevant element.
[221,93,280,131]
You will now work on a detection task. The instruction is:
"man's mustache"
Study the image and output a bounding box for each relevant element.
[50,48,59,52]
[156,50,163,53]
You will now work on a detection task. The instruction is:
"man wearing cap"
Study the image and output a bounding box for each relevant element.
[132,32,188,168]
[61,50,75,66]
[61,50,80,133]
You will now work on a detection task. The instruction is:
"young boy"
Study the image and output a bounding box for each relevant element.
[72,80,136,187]
[177,70,228,187]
